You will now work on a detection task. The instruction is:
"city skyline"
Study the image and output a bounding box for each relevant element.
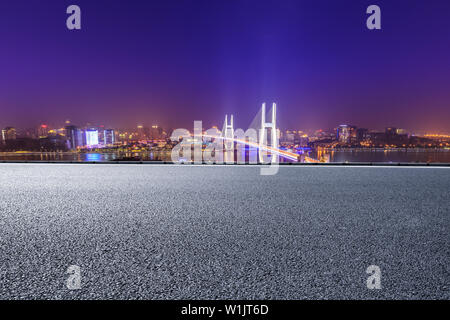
[2,112,449,165]
[2,117,449,145]
[1,0,450,132]
[1,116,449,137]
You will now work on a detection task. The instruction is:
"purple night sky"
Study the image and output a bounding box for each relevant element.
[0,0,449,132]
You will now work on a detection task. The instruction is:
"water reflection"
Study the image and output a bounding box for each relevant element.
[85,153,102,161]
[0,151,173,162]
[308,148,450,163]
[0,149,449,163]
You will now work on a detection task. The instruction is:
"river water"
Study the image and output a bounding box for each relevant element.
[1,149,449,163]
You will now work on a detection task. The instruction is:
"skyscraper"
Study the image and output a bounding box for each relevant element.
[38,125,49,138]
[356,128,369,142]
[337,125,357,144]
[85,129,99,147]
[1,127,17,144]
[104,129,115,146]
[65,125,84,149]
[136,125,147,140]
[385,127,398,137]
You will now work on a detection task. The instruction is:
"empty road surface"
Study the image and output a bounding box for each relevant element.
[0,164,448,299]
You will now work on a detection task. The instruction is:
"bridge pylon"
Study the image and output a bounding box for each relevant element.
[259,102,278,163]
[223,114,234,151]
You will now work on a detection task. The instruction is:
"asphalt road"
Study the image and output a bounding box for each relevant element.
[0,164,448,299]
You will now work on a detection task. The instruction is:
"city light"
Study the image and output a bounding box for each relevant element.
[85,129,99,147]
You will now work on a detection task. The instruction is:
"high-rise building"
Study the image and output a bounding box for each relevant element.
[85,129,99,147]
[149,125,164,140]
[38,124,49,138]
[385,127,397,137]
[281,130,295,144]
[1,127,17,144]
[104,129,115,145]
[337,125,356,144]
[137,125,146,140]
[65,125,84,149]
[356,128,369,141]
[295,135,309,147]
[396,128,407,135]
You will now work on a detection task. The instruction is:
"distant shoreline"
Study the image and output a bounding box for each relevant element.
[0,147,449,155]
[0,160,449,167]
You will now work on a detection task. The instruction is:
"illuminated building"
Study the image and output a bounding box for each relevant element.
[85,129,99,147]
[295,135,309,147]
[280,130,309,147]
[104,129,115,145]
[38,125,49,138]
[1,127,17,144]
[384,127,409,145]
[356,128,369,142]
[337,125,357,144]
[151,126,165,140]
[65,125,84,149]
[281,130,295,144]
[385,127,397,137]
[137,125,146,140]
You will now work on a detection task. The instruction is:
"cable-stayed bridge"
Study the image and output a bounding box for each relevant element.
[178,102,320,163]
[216,103,320,163]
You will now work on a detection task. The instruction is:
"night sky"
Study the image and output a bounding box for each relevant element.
[0,0,449,132]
